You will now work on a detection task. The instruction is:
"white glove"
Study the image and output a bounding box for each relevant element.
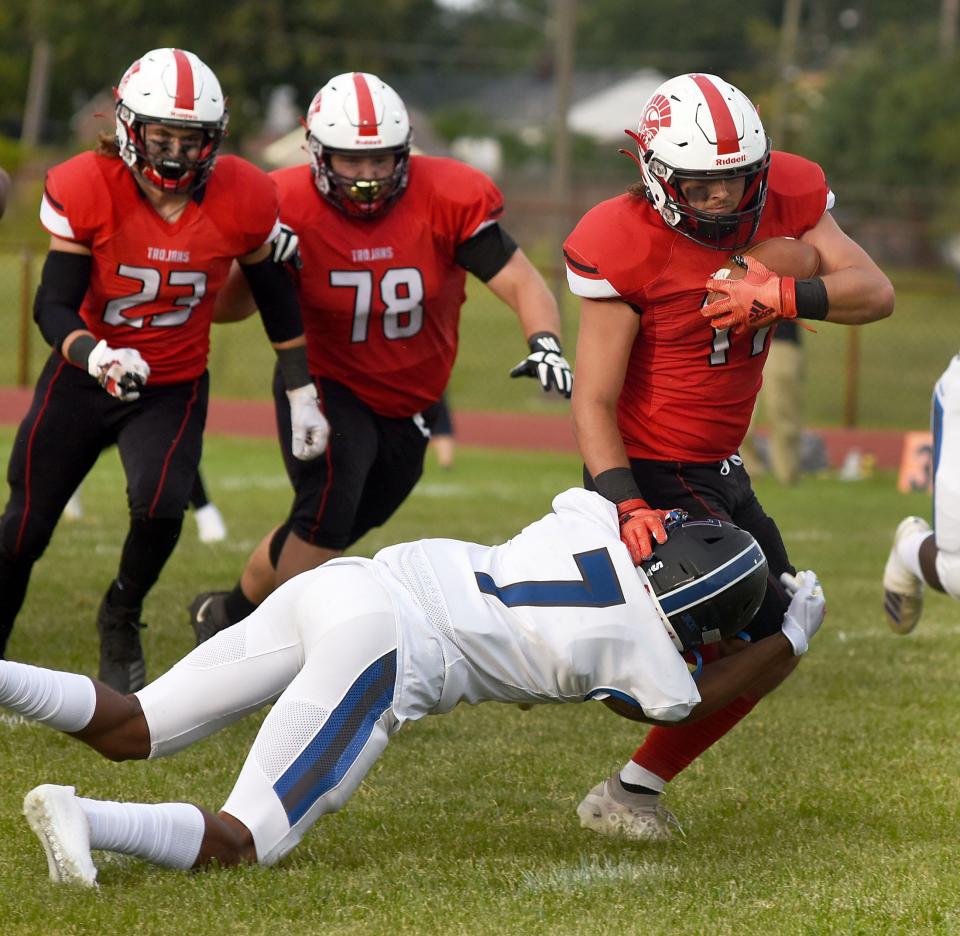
[272,223,302,269]
[509,332,573,398]
[779,570,826,656]
[287,383,329,460]
[86,339,150,402]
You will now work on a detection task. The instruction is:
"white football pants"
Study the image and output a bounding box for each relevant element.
[135,560,400,864]
[933,354,960,598]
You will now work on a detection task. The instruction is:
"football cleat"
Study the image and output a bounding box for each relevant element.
[883,516,930,634]
[194,503,228,544]
[188,591,231,646]
[23,784,98,887]
[97,598,146,693]
[576,773,683,842]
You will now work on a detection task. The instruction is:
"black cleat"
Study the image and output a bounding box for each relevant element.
[188,591,231,646]
[96,598,146,693]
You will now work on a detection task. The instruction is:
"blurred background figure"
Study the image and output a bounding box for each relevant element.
[62,470,229,544]
[425,392,456,470]
[189,472,228,544]
[741,323,805,485]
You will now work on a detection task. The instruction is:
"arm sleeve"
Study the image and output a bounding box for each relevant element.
[33,250,92,352]
[240,256,304,344]
[453,222,518,282]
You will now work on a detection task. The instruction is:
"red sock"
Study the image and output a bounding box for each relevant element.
[631,693,759,782]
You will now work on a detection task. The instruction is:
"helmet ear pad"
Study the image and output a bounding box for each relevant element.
[640,519,768,651]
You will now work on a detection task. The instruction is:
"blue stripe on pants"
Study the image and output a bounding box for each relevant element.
[273,650,397,825]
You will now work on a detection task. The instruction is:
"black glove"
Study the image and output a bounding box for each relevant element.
[509,332,573,398]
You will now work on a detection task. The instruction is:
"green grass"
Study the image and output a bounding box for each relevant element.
[0,249,956,428]
[0,429,957,934]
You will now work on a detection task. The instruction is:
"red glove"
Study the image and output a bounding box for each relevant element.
[702,255,798,334]
[617,498,672,564]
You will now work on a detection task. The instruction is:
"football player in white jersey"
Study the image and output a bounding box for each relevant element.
[884,353,960,632]
[1,489,824,885]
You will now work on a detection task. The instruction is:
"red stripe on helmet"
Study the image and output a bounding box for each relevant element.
[352,73,380,137]
[172,49,196,111]
[690,74,739,156]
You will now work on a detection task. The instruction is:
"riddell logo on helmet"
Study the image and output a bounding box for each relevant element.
[353,137,385,145]
[714,154,748,166]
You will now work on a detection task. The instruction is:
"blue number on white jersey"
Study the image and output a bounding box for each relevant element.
[474,548,626,608]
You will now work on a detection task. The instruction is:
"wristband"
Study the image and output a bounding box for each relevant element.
[528,331,562,353]
[276,345,312,390]
[592,467,643,504]
[795,277,829,321]
[66,334,97,368]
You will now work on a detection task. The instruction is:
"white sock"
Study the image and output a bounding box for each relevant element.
[78,798,205,870]
[897,531,928,580]
[0,661,96,731]
[619,760,666,794]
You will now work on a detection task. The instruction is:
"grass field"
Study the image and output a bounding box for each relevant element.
[0,429,957,934]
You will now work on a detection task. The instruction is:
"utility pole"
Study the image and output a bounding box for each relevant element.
[21,38,52,148]
[942,0,958,60]
[771,0,803,149]
[551,0,577,308]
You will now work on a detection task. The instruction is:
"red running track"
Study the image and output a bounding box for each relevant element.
[0,386,907,470]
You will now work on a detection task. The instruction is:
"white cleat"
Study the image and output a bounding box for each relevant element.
[23,784,98,887]
[194,503,228,544]
[883,516,930,635]
[576,773,683,842]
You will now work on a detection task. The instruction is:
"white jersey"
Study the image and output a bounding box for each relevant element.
[374,488,700,722]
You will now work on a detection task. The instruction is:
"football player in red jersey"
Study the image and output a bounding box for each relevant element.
[188,72,570,642]
[565,73,894,841]
[0,49,328,694]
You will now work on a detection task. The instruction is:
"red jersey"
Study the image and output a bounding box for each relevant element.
[564,151,829,462]
[40,152,280,384]
[272,155,504,417]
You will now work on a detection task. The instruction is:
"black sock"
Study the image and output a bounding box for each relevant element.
[620,779,661,796]
[224,584,257,624]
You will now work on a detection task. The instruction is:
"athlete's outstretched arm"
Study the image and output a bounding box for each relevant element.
[484,247,562,340]
[602,632,797,726]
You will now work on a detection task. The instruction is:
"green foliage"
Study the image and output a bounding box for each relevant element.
[0,135,25,173]
[804,28,960,226]
[0,432,957,933]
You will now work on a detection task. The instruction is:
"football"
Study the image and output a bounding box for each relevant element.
[707,237,821,302]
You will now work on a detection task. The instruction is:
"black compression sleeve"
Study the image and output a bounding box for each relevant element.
[33,250,92,351]
[275,345,312,390]
[454,223,518,282]
[240,255,304,343]
[795,277,829,321]
[592,467,643,504]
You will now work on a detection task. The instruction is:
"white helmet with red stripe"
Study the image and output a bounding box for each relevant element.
[627,73,770,250]
[305,72,412,218]
[115,48,228,194]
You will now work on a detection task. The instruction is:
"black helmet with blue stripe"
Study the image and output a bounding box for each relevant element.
[639,518,767,651]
